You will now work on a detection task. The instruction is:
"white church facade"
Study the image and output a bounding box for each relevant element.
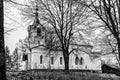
[22,48,101,70]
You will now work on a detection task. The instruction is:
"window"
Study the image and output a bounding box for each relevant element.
[60,57,62,65]
[37,28,41,36]
[40,55,43,64]
[51,57,54,65]
[22,54,28,61]
[80,57,84,65]
[75,56,79,65]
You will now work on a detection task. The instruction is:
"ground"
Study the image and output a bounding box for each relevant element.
[6,70,120,80]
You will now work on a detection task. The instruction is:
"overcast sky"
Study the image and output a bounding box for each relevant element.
[4,0,104,54]
[4,0,28,53]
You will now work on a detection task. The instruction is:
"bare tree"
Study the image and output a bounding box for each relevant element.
[101,32,120,67]
[5,46,14,71]
[21,0,89,72]
[4,0,26,35]
[84,0,120,61]
[12,47,21,71]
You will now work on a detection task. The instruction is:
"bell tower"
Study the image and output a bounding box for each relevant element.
[26,1,44,70]
[27,4,41,39]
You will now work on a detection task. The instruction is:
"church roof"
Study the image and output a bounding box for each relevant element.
[70,43,93,48]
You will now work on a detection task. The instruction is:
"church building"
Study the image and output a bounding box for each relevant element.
[18,7,101,71]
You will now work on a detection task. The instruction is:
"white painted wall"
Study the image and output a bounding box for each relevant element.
[28,49,101,70]
[30,50,64,69]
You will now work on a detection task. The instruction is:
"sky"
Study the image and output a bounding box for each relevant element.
[4,0,105,54]
[4,0,99,54]
[4,1,28,53]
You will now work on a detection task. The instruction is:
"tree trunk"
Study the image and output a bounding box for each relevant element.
[117,38,120,61]
[63,51,69,73]
[0,0,6,79]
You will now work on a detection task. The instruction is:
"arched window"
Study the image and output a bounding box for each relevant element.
[40,55,43,64]
[80,57,84,65]
[22,54,28,61]
[60,57,62,65]
[51,57,54,65]
[75,56,79,65]
[37,28,41,36]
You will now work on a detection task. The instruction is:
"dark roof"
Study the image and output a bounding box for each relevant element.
[70,44,93,48]
[102,63,120,70]
[91,52,101,55]
[32,13,40,26]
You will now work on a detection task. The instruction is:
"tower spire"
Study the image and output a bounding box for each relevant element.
[32,0,40,27]
[27,0,40,38]
[35,1,38,19]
